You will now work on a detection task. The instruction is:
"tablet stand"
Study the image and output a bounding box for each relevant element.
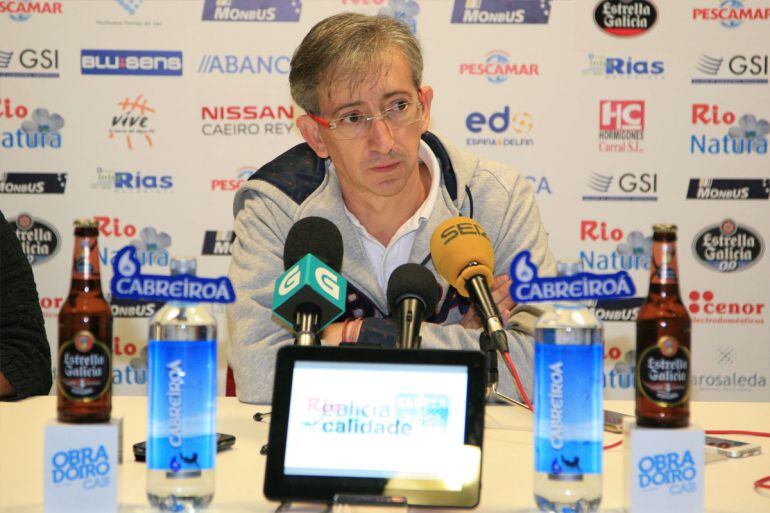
[274,494,409,513]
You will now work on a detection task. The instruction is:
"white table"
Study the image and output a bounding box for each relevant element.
[1,397,768,512]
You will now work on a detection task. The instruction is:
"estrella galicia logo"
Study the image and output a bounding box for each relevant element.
[451,0,551,24]
[201,0,301,22]
[81,50,183,76]
[692,54,769,84]
[11,213,60,265]
[0,48,59,78]
[692,219,764,272]
[583,172,658,201]
[202,231,235,256]
[509,251,635,303]
[197,54,289,75]
[0,172,66,193]
[594,0,657,36]
[687,179,770,200]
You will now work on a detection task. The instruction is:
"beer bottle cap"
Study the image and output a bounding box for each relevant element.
[556,260,583,277]
[653,223,677,233]
[74,218,98,229]
[170,257,197,276]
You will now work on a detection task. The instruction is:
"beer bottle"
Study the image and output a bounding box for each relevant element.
[636,224,691,428]
[57,219,112,423]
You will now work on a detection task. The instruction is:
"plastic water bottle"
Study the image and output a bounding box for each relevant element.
[533,261,603,513]
[147,257,217,511]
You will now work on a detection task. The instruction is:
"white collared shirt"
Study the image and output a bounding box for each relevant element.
[331,140,441,293]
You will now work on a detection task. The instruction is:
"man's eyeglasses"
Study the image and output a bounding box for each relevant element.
[307,88,425,140]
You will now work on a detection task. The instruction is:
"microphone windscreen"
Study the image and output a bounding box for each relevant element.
[283,217,343,271]
[387,263,441,316]
[430,217,494,297]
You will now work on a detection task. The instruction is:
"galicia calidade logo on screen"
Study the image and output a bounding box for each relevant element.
[451,0,551,24]
[201,0,301,22]
[81,50,183,76]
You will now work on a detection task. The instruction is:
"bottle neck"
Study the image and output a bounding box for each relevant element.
[70,231,102,293]
[648,237,681,301]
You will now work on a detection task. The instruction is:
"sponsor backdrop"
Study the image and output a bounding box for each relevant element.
[1,0,768,401]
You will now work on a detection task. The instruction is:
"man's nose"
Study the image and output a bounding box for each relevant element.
[366,117,395,153]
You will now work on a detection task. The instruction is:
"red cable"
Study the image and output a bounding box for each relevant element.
[705,430,770,438]
[603,440,623,451]
[755,475,770,492]
[502,351,533,411]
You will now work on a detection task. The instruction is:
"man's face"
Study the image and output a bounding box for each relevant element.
[298,51,432,200]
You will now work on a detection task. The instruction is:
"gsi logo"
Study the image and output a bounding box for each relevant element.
[599,100,644,131]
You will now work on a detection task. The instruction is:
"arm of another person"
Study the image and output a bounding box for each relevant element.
[419,173,555,403]
[226,195,297,404]
[0,210,52,400]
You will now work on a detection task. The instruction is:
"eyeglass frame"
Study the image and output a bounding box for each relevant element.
[306,87,426,139]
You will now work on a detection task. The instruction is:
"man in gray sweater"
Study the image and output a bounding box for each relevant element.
[227,13,555,404]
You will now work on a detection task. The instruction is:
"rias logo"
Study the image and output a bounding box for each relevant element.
[594,0,657,36]
[11,213,59,265]
[692,1,770,28]
[465,106,534,148]
[450,0,552,24]
[0,99,64,149]
[692,219,763,272]
[201,0,301,22]
[582,54,664,78]
[460,50,539,83]
[91,167,173,192]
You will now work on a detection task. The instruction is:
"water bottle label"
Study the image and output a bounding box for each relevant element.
[534,343,602,475]
[147,340,217,472]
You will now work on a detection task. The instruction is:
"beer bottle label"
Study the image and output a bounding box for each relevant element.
[534,343,603,476]
[651,242,678,285]
[57,330,112,401]
[637,336,690,406]
[73,237,100,279]
[147,340,217,474]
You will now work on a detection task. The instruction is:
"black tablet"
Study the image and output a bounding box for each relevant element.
[264,346,486,508]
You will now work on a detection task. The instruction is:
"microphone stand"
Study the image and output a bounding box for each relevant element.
[294,308,319,346]
[478,325,530,410]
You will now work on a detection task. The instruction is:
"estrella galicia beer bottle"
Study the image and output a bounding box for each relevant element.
[57,218,112,422]
[635,224,691,428]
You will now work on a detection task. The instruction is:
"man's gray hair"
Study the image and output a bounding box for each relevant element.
[289,12,423,115]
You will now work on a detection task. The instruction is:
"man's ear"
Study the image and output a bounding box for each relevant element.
[419,85,434,134]
[296,115,329,158]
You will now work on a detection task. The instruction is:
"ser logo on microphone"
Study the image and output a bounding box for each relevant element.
[278,263,341,301]
[439,221,489,245]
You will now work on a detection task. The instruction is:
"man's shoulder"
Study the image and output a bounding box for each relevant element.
[247,142,328,205]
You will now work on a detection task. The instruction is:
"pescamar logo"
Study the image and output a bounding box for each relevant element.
[197,54,289,75]
[688,290,765,325]
[201,104,294,136]
[692,219,763,272]
[0,99,64,150]
[583,172,657,201]
[211,166,254,191]
[451,0,551,24]
[460,50,539,83]
[0,48,59,78]
[687,178,770,200]
[81,50,183,76]
[692,53,768,84]
[582,53,664,78]
[692,1,770,28]
[599,100,644,153]
[201,0,301,22]
[690,103,769,155]
[2,0,62,21]
[594,0,657,36]
[202,230,235,255]
[0,172,66,193]
[11,213,60,265]
[465,106,534,147]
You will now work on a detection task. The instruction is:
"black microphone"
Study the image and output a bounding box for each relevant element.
[386,263,440,349]
[277,217,345,346]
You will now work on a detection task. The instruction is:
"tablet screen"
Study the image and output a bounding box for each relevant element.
[284,361,468,485]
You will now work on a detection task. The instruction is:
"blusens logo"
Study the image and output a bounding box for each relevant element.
[200,104,294,136]
[450,0,551,24]
[594,0,657,37]
[692,219,763,272]
[686,178,770,200]
[598,100,644,153]
[201,0,302,22]
[81,50,183,76]
[51,445,110,489]
[690,103,769,155]
[692,1,770,28]
[0,172,66,193]
[688,290,765,325]
[459,50,539,83]
[465,106,534,147]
